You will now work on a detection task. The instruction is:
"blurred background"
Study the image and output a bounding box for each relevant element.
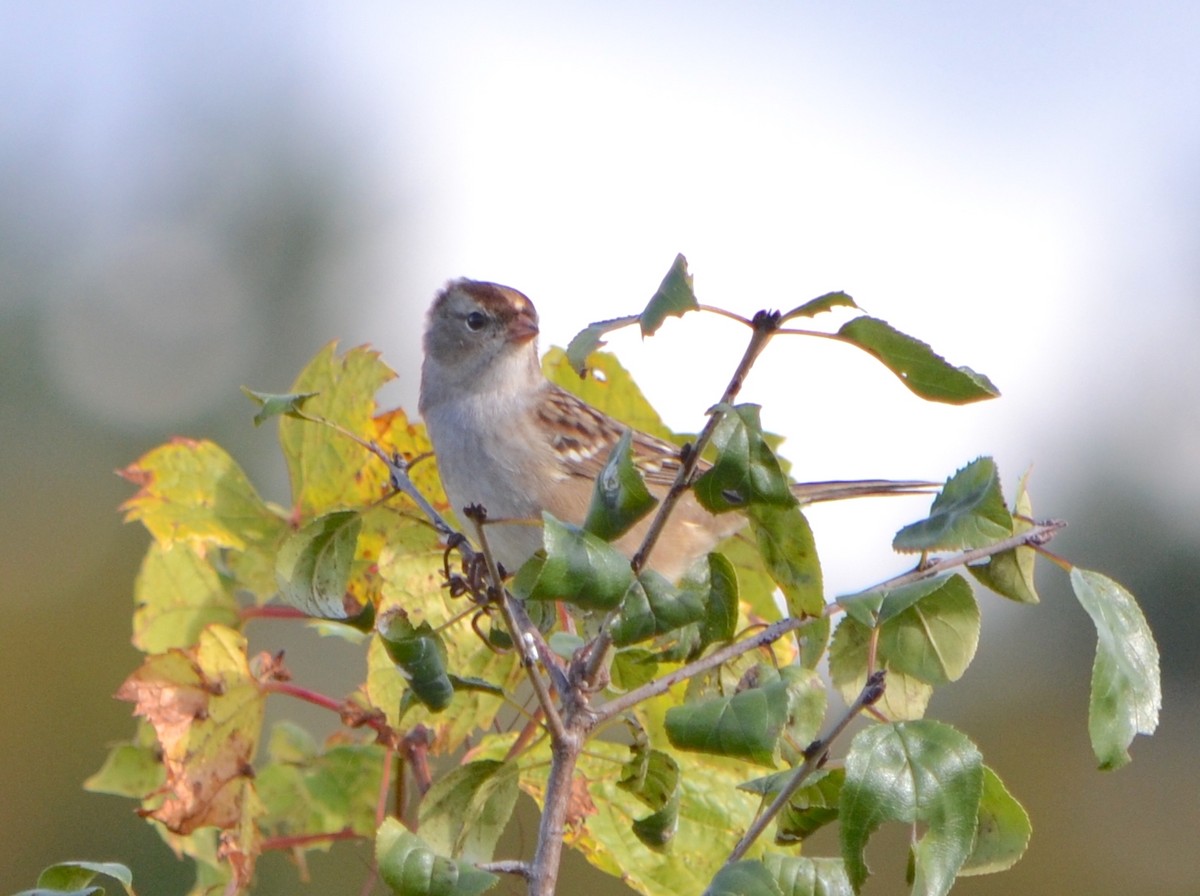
[2,2,1197,894]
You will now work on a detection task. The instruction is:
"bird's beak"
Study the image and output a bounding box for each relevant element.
[509,310,539,344]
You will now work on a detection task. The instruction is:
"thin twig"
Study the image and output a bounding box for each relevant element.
[261,827,359,852]
[478,860,532,878]
[466,507,569,744]
[590,519,1064,728]
[630,310,782,575]
[725,670,887,865]
[590,615,809,725]
[871,519,1066,591]
[580,311,784,687]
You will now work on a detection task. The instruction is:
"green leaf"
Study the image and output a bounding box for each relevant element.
[832,575,979,719]
[703,861,784,896]
[880,580,980,685]
[716,533,784,622]
[776,769,844,844]
[618,747,681,849]
[798,615,832,669]
[610,648,659,691]
[512,514,635,611]
[419,760,519,863]
[84,739,165,799]
[781,291,859,322]
[375,820,498,896]
[33,862,134,895]
[133,541,240,652]
[561,254,697,373]
[838,316,1000,404]
[839,576,950,628]
[257,729,384,840]
[829,621,929,721]
[841,721,984,896]
[611,571,706,646]
[762,854,855,896]
[274,510,362,618]
[747,503,823,618]
[1069,568,1161,769]
[564,313,642,376]
[969,470,1039,603]
[691,552,739,647]
[694,404,795,513]
[894,458,1012,553]
[378,612,455,712]
[583,429,658,541]
[664,665,810,766]
[240,386,319,425]
[960,766,1031,876]
[642,253,698,336]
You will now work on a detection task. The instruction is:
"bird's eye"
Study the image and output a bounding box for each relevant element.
[465,311,487,331]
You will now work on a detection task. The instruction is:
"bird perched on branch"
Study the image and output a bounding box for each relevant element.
[419,278,930,582]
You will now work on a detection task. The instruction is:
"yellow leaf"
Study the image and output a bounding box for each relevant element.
[120,438,284,551]
[133,542,241,652]
[279,342,397,515]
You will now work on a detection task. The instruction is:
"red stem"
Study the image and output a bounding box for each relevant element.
[240,604,309,621]
[262,827,361,852]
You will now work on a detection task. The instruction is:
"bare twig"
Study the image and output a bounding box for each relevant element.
[725,670,887,865]
[478,860,532,879]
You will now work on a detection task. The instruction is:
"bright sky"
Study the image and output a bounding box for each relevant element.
[7,1,1199,586]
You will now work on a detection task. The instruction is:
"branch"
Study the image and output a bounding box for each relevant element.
[528,726,584,896]
[262,680,398,743]
[867,519,1066,592]
[630,310,782,575]
[580,310,784,687]
[373,443,459,541]
[724,670,887,865]
[464,506,569,744]
[478,860,532,879]
[261,827,359,852]
[590,614,810,726]
[592,519,1064,727]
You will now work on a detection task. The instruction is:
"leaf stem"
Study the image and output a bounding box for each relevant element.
[262,680,397,744]
[261,827,360,852]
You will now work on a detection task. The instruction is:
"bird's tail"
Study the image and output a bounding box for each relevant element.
[791,479,938,504]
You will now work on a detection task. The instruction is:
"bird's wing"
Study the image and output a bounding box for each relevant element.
[538,385,936,502]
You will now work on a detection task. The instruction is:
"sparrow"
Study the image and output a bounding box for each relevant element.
[419,278,929,581]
